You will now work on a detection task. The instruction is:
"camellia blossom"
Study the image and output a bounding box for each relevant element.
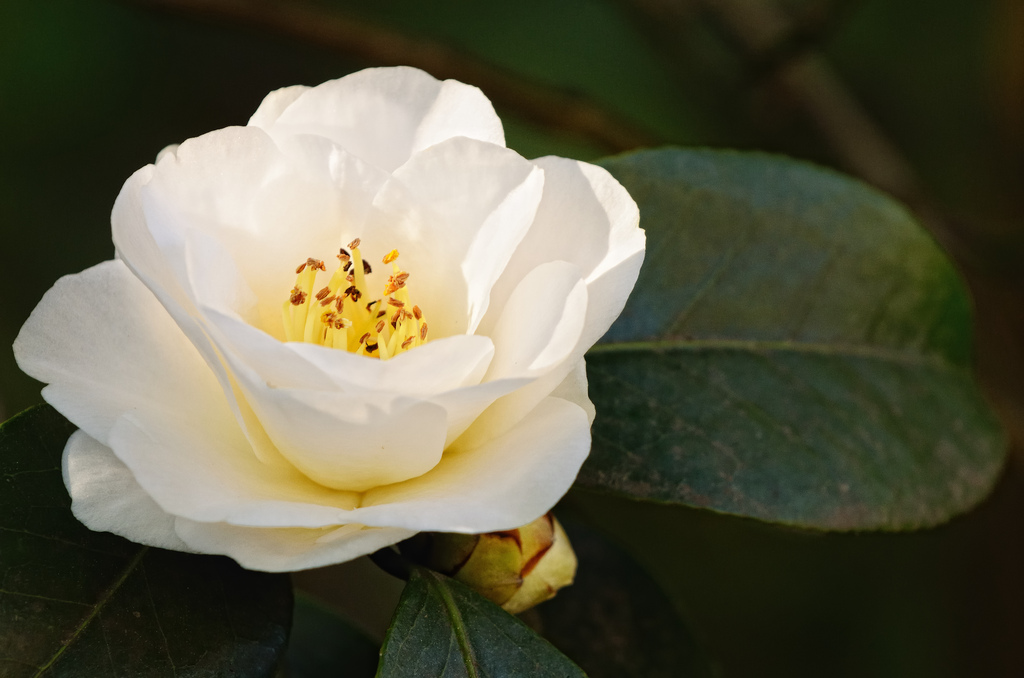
[14,67,645,572]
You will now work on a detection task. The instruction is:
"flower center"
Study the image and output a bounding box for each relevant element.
[281,238,428,359]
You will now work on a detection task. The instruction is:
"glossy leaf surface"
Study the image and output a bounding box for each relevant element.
[580,149,1005,530]
[377,566,584,678]
[0,405,293,677]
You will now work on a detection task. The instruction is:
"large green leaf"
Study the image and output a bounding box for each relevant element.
[0,405,293,677]
[377,566,585,678]
[580,148,1005,530]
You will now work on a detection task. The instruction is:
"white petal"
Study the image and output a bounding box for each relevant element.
[456,261,588,452]
[241,385,449,492]
[356,397,591,533]
[549,359,596,425]
[479,155,644,350]
[247,84,311,128]
[174,519,413,572]
[263,67,504,172]
[140,128,386,332]
[63,430,192,552]
[484,261,588,381]
[112,148,282,464]
[107,412,362,528]
[367,137,544,336]
[204,306,493,394]
[12,260,231,448]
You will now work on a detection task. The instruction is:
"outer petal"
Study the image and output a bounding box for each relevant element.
[549,359,596,425]
[63,431,192,552]
[366,137,545,337]
[456,261,588,451]
[256,67,505,172]
[479,155,644,350]
[356,397,591,533]
[107,413,362,528]
[174,519,414,573]
[12,260,231,449]
[247,84,311,128]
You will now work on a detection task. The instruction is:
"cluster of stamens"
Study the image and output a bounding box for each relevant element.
[281,239,428,359]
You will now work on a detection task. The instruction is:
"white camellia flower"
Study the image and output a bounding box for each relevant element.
[14,67,645,572]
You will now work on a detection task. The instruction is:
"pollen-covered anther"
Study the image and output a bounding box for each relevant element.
[282,239,427,358]
[384,272,409,296]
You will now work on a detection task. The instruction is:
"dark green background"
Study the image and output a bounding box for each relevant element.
[3,0,1024,675]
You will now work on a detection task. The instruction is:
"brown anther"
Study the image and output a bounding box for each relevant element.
[401,337,414,349]
[362,260,372,274]
[413,305,423,320]
[289,287,307,305]
[387,298,405,308]
[366,300,379,310]
[350,288,362,302]
[319,294,336,307]
[322,313,351,330]
[343,261,352,272]
[375,320,385,334]
[308,258,326,272]
[383,249,399,264]
[338,248,350,261]
[348,238,361,249]
[295,262,307,274]
[315,286,331,301]
[390,310,401,328]
[359,332,370,344]
[366,342,378,353]
[346,273,355,283]
[376,310,386,318]
[402,309,413,320]
[420,323,428,340]
[384,272,410,295]
[334,297,344,311]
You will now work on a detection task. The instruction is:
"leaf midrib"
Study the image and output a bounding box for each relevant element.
[32,546,149,677]
[425,571,480,678]
[589,337,957,368]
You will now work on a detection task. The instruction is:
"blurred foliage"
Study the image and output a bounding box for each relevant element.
[3,0,1023,676]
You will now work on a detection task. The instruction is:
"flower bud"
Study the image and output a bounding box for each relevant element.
[404,513,577,614]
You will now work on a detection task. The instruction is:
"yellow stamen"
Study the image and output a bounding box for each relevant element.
[281,241,429,359]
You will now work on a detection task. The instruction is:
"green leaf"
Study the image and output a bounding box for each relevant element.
[283,592,379,678]
[580,148,1006,530]
[529,518,715,678]
[0,405,293,677]
[377,566,585,678]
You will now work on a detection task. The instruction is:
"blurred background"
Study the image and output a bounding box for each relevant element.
[2,0,1023,675]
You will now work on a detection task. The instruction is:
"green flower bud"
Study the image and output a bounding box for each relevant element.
[403,513,577,614]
